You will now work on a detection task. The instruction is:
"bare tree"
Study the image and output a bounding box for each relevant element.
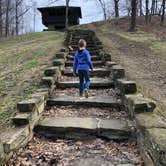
[65,0,70,30]
[139,0,143,16]
[161,0,165,25]
[5,0,10,36]
[114,0,119,17]
[98,0,107,20]
[130,0,137,31]
[145,0,149,24]
[0,0,2,37]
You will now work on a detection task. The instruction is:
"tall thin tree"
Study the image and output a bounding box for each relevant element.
[0,0,2,37]
[5,0,10,37]
[145,0,149,24]
[65,0,70,30]
[114,0,119,17]
[130,0,137,31]
[161,0,165,25]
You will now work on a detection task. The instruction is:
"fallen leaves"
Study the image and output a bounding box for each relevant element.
[7,137,143,166]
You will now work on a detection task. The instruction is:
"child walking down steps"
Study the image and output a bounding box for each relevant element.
[73,39,93,98]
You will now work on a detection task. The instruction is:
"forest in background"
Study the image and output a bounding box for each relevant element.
[0,0,165,37]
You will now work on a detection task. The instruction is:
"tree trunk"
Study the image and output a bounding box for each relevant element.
[114,0,119,17]
[15,0,19,35]
[5,0,10,37]
[0,0,2,37]
[145,0,149,24]
[65,0,69,30]
[139,0,143,16]
[155,0,158,15]
[130,0,137,31]
[161,0,165,25]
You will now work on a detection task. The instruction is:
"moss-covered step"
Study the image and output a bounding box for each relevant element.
[63,68,111,77]
[35,117,131,140]
[57,78,114,89]
[47,95,121,108]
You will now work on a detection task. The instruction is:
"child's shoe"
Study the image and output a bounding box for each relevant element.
[84,89,89,98]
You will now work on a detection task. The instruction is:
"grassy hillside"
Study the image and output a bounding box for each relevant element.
[0,31,64,128]
[75,16,166,117]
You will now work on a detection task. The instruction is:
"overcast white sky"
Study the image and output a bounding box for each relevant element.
[34,0,103,31]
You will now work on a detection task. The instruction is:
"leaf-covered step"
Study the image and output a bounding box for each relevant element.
[47,95,121,108]
[57,78,114,89]
[63,68,111,77]
[35,117,132,140]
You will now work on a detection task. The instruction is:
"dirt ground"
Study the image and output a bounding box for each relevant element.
[83,16,166,117]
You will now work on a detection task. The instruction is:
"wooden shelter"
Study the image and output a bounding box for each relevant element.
[38,6,82,30]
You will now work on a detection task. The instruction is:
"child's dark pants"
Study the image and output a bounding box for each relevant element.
[78,70,90,95]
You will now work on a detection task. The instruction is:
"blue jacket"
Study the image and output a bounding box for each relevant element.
[73,49,93,73]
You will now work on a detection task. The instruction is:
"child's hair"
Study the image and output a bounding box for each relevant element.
[78,39,86,48]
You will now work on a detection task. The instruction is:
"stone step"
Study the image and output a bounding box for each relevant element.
[57,78,114,89]
[67,55,101,61]
[70,51,99,55]
[65,61,105,67]
[35,117,132,140]
[63,68,111,77]
[47,95,121,108]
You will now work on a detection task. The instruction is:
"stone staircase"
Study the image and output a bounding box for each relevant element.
[2,29,165,166]
[35,30,133,142]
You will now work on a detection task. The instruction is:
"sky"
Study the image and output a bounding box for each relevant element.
[34,0,103,32]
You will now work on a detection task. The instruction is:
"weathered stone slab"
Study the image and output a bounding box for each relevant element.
[44,66,60,77]
[60,48,67,53]
[52,59,65,66]
[67,55,101,61]
[13,113,31,126]
[65,61,105,67]
[32,90,49,101]
[17,94,45,113]
[144,128,166,166]
[1,126,31,154]
[55,53,66,60]
[136,113,166,130]
[73,157,113,166]
[0,141,5,162]
[116,79,137,95]
[97,119,132,140]
[111,65,125,80]
[41,76,55,88]
[63,68,110,77]
[57,78,114,89]
[125,95,156,118]
[106,61,117,68]
[17,98,39,112]
[35,117,97,139]
[35,117,131,140]
[47,95,121,108]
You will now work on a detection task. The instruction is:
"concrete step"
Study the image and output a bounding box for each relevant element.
[67,55,101,61]
[47,95,121,108]
[57,78,114,89]
[35,117,132,140]
[63,68,111,77]
[65,61,105,67]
